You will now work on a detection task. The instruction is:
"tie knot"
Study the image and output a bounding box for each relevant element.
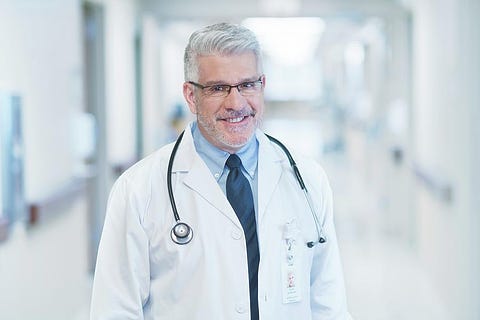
[226,154,242,169]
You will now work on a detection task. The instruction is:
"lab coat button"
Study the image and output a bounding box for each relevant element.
[231,229,242,240]
[235,302,247,313]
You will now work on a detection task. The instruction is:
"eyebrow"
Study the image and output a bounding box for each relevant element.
[202,76,259,86]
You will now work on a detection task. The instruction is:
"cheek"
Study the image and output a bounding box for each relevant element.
[198,100,222,116]
[250,97,265,113]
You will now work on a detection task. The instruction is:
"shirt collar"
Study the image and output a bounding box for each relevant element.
[191,121,258,180]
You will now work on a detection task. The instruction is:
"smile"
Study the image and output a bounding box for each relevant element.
[219,111,256,124]
[226,116,246,123]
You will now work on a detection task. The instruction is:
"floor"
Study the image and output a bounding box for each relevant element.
[324,150,450,320]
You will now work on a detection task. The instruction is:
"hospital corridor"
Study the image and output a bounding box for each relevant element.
[1,0,479,319]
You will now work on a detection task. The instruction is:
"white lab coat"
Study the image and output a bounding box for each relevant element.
[90,124,351,320]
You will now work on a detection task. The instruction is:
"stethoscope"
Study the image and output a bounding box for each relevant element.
[168,131,327,248]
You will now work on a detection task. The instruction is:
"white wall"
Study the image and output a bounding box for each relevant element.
[0,201,90,319]
[141,14,165,154]
[459,1,480,317]
[0,0,141,318]
[0,0,83,201]
[0,0,89,318]
[157,21,198,142]
[141,19,198,153]
[85,0,138,167]
[101,0,138,164]
[411,0,480,318]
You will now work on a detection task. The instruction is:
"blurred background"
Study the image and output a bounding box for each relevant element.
[0,0,479,319]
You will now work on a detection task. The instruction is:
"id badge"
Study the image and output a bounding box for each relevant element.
[281,263,301,303]
[281,220,302,304]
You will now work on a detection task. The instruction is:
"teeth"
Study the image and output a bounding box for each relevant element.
[227,117,244,123]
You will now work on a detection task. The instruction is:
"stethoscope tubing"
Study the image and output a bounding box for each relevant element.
[168,130,326,246]
[167,131,184,223]
[265,134,326,246]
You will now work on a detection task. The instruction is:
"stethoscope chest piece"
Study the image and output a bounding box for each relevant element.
[170,222,193,245]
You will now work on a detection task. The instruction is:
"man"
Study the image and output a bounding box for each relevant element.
[90,22,351,320]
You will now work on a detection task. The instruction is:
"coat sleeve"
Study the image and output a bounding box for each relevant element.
[309,164,353,320]
[90,176,150,320]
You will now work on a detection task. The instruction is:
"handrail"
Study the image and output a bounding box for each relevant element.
[28,177,88,225]
[412,162,453,203]
[0,217,8,242]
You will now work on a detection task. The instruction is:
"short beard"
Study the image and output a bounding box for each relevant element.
[196,111,262,151]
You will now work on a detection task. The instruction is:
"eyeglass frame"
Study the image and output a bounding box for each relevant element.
[187,76,264,98]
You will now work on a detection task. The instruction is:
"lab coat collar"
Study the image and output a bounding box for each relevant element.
[171,123,241,228]
[256,128,285,226]
[170,122,286,229]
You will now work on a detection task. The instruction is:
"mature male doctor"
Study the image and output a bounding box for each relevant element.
[90,22,352,320]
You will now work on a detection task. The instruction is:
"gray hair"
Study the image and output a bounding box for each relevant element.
[184,22,262,81]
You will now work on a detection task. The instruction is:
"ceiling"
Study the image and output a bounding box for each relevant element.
[140,0,409,21]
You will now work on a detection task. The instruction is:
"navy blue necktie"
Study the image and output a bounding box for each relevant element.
[226,154,259,320]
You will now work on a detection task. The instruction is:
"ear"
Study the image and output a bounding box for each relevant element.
[183,82,198,114]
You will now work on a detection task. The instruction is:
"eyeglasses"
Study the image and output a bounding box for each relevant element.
[188,77,263,98]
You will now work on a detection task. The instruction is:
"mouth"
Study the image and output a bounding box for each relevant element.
[219,112,255,124]
[226,116,248,123]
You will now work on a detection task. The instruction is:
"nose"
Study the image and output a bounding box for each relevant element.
[223,86,247,110]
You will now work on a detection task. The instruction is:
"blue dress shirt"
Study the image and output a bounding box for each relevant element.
[191,121,259,215]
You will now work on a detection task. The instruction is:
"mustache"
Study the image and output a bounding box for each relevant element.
[217,109,256,120]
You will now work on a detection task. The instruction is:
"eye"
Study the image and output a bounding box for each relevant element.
[209,85,228,93]
[239,81,256,89]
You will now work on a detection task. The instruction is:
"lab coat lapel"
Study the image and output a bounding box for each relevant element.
[172,126,241,228]
[256,130,284,226]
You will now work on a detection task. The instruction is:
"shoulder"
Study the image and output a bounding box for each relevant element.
[110,142,175,205]
[120,143,173,184]
[104,143,176,224]
[258,130,328,178]
[257,130,331,191]
[296,154,329,181]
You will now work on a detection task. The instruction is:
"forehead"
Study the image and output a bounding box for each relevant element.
[197,52,258,83]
